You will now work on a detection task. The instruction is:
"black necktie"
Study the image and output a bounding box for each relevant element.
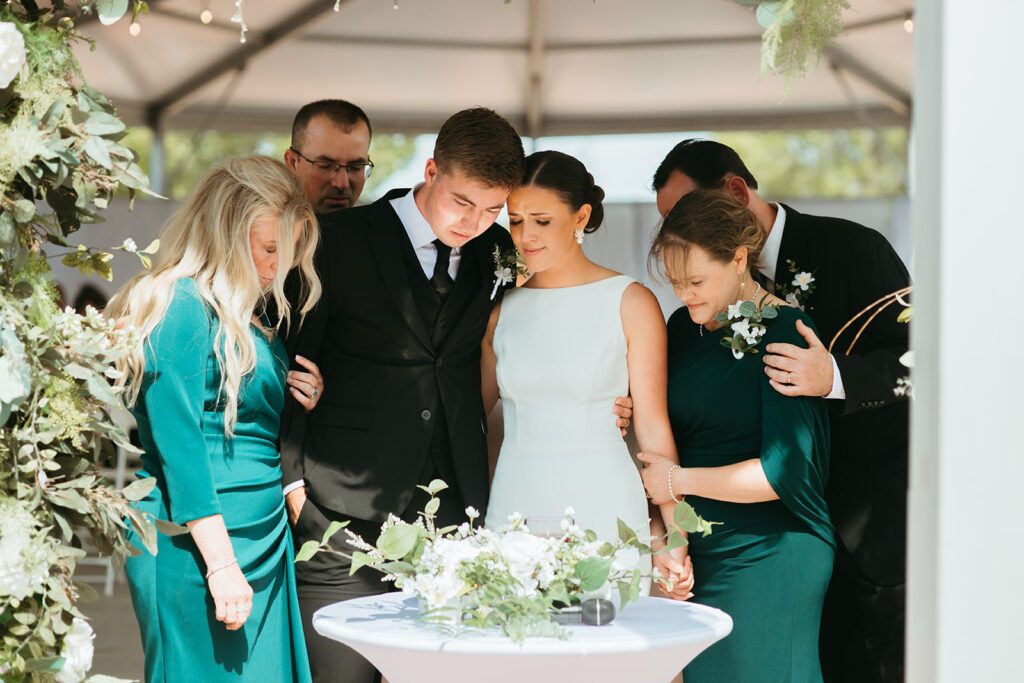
[430,239,454,299]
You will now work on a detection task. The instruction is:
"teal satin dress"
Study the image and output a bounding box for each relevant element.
[125,278,311,682]
[668,305,835,682]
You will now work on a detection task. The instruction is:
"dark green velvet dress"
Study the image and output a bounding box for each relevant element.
[124,278,311,682]
[668,305,834,682]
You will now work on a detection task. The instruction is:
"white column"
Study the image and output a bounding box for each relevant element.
[908,2,1024,681]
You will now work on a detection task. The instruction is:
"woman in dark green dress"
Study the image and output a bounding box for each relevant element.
[640,189,834,682]
[108,157,323,681]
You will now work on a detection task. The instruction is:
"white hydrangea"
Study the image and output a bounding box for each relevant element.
[55,618,95,683]
[0,22,26,89]
[0,500,50,601]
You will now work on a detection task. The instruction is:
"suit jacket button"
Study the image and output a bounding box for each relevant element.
[438,317,447,327]
[421,409,432,421]
[435,358,443,368]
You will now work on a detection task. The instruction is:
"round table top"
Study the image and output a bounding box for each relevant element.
[313,592,733,656]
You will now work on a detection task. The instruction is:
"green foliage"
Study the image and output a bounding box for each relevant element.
[715,128,909,199]
[756,0,850,84]
[0,4,157,681]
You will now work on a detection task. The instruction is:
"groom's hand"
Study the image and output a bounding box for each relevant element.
[613,396,633,436]
[285,486,307,525]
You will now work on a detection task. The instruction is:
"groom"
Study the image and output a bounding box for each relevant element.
[279,108,524,682]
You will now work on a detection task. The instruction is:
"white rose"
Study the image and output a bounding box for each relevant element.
[611,547,641,573]
[56,618,95,683]
[121,238,138,252]
[0,23,26,89]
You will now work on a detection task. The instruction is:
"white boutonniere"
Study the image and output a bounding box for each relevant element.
[774,259,817,310]
[713,295,779,360]
[490,245,528,300]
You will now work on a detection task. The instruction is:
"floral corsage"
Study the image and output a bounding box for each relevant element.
[714,295,778,359]
[491,244,528,300]
[774,259,816,309]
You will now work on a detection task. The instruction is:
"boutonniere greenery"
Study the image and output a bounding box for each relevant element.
[490,245,528,300]
[714,294,779,360]
[774,259,816,309]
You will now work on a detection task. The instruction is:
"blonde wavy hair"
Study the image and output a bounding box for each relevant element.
[108,155,321,434]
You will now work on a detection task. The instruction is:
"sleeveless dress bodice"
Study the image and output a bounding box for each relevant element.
[485,276,651,578]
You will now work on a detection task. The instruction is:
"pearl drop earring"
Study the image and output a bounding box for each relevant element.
[575,229,584,244]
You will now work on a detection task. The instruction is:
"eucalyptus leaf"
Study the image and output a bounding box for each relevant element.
[23,656,66,672]
[574,556,612,592]
[0,211,15,247]
[121,476,157,502]
[95,0,131,25]
[12,198,36,222]
[321,520,349,545]
[739,301,757,317]
[42,98,67,126]
[152,517,188,537]
[83,111,126,136]
[424,497,440,516]
[348,550,373,574]
[377,524,421,560]
[295,540,321,563]
[83,135,112,168]
[762,306,779,319]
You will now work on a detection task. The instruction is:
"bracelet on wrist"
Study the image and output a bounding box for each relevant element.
[205,558,238,580]
[667,465,683,503]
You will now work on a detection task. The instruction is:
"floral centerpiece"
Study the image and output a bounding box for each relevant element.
[297,480,715,642]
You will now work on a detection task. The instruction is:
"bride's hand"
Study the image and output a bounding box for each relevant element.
[637,451,678,505]
[653,549,694,601]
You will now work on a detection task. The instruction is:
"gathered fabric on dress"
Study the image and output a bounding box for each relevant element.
[125,278,311,683]
[485,275,651,583]
[669,304,834,683]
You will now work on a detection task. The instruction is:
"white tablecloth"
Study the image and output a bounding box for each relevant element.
[313,593,732,683]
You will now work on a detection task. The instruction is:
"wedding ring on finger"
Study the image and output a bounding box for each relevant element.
[787,372,793,385]
[311,387,318,398]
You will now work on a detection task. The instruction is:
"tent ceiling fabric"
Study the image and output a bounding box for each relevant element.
[74,0,915,136]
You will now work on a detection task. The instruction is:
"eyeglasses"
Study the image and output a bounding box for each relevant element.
[289,147,374,179]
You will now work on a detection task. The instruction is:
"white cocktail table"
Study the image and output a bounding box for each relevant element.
[313,592,732,683]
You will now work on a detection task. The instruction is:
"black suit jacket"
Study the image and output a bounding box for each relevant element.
[775,205,910,586]
[279,189,514,522]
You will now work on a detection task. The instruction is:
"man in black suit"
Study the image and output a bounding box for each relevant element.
[653,139,910,682]
[280,108,525,682]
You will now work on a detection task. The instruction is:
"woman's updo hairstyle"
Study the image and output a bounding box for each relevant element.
[521,150,605,233]
[649,189,767,283]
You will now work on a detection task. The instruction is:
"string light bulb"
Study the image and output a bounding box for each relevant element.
[129,21,141,36]
[903,15,914,33]
[200,9,213,24]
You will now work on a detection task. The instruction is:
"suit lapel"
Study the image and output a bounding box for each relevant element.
[364,194,434,351]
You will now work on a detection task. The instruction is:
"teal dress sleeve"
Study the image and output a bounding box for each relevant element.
[143,279,222,524]
[759,307,835,547]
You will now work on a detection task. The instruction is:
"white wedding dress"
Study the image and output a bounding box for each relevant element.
[485,275,652,577]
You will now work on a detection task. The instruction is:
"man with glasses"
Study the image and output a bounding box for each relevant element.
[285,99,373,214]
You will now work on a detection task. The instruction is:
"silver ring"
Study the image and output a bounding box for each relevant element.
[311,388,318,398]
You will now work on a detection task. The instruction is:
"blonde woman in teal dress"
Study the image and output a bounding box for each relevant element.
[640,189,834,682]
[107,156,323,682]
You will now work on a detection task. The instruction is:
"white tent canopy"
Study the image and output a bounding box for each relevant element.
[74,0,914,137]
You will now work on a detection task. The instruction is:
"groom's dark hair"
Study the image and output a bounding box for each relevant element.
[433,108,525,189]
[291,99,372,149]
[652,139,759,192]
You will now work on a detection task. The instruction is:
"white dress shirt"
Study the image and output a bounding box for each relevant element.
[390,186,462,281]
[283,187,461,495]
[756,204,845,401]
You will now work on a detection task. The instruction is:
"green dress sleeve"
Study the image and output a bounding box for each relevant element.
[759,308,835,547]
[143,279,222,524]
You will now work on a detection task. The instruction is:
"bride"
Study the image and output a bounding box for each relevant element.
[482,150,691,597]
